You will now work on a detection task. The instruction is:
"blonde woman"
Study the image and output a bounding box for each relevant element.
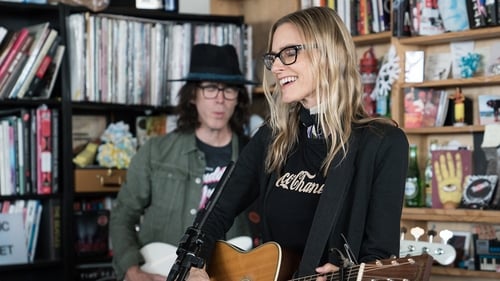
[186,7,409,281]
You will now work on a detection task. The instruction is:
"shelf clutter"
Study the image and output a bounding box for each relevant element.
[0,21,65,100]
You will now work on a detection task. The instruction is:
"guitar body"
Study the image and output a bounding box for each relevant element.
[207,241,298,281]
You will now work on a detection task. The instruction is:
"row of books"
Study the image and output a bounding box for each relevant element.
[404,87,500,128]
[0,199,43,263]
[0,198,61,264]
[301,0,391,35]
[66,12,252,107]
[0,105,58,196]
[394,0,500,37]
[0,22,65,100]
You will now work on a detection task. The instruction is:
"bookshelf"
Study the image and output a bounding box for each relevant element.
[0,1,250,280]
[0,2,66,281]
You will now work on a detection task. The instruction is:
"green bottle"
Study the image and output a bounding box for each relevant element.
[405,144,423,207]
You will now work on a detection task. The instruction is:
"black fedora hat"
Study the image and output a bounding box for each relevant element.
[170,43,257,85]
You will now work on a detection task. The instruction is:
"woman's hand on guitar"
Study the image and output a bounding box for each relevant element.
[125,265,166,281]
[315,263,339,281]
[186,267,210,281]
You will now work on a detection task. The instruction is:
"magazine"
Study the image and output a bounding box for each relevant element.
[404,87,448,128]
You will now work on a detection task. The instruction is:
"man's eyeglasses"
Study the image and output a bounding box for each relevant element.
[198,84,239,100]
[262,44,307,70]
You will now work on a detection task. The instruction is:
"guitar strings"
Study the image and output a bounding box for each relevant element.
[287,260,416,281]
[400,250,435,257]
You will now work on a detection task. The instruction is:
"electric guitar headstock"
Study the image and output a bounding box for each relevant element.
[400,226,457,266]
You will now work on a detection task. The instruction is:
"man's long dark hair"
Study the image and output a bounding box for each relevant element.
[175,82,251,136]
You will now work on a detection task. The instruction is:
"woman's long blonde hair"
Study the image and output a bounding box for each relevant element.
[263,7,390,175]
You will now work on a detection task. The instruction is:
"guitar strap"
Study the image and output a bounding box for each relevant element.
[296,133,360,277]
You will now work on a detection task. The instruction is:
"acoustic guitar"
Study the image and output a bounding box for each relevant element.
[207,241,433,281]
[138,239,433,281]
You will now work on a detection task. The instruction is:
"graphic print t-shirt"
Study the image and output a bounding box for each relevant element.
[266,132,327,255]
[196,138,232,209]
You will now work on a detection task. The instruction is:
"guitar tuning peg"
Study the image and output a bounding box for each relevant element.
[439,229,454,244]
[410,227,425,241]
[427,229,437,243]
[400,227,407,240]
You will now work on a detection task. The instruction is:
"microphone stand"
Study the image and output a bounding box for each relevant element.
[166,161,236,281]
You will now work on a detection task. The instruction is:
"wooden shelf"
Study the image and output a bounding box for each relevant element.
[432,266,500,279]
[401,75,500,89]
[401,208,500,224]
[398,26,500,45]
[352,31,392,46]
[404,125,485,134]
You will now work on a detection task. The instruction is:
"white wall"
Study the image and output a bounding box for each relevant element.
[178,0,210,14]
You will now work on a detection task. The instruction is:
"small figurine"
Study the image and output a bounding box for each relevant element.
[453,87,465,126]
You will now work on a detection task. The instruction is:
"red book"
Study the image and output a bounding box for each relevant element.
[36,105,52,194]
[0,28,29,83]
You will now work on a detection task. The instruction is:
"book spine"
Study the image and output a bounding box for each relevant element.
[51,108,58,194]
[50,199,61,259]
[467,0,487,28]
[486,0,498,25]
[16,116,25,195]
[8,23,50,99]
[21,109,32,194]
[24,199,37,249]
[28,200,43,262]
[16,29,58,99]
[39,45,65,99]
[0,28,29,82]
[0,121,6,195]
[0,55,27,99]
[497,0,500,24]
[35,198,61,260]
[29,108,37,194]
[8,117,19,195]
[26,36,61,98]
[0,120,13,195]
[36,105,51,195]
[392,0,411,37]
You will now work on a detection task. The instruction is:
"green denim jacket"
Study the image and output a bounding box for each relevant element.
[110,132,249,280]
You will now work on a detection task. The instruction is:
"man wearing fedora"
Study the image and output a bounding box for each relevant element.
[110,44,255,281]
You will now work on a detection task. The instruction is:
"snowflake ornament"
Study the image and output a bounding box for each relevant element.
[371,45,401,99]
